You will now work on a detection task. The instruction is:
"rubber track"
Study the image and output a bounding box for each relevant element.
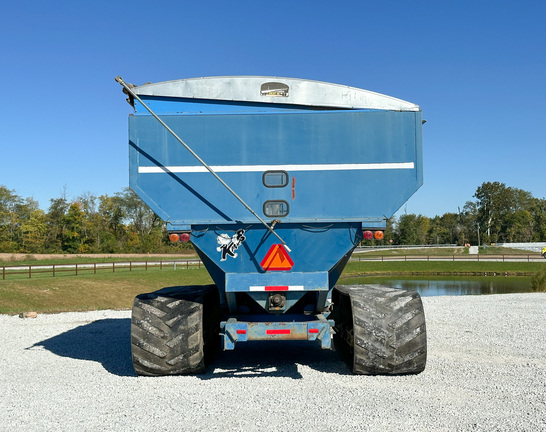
[131,285,220,376]
[332,285,427,375]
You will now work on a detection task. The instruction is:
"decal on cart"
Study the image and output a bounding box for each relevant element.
[260,82,289,97]
[217,229,246,261]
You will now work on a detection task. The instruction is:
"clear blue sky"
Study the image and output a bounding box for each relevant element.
[1,1,545,217]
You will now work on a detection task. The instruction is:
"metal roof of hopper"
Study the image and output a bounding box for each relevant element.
[131,76,420,112]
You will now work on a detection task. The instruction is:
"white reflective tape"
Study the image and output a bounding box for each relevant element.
[249,285,305,291]
[138,162,414,174]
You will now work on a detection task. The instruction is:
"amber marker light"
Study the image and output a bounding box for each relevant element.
[374,231,384,240]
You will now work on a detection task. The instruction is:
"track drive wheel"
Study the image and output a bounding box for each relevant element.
[331,284,427,375]
[130,285,221,376]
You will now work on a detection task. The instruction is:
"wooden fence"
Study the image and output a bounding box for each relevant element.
[1,259,203,280]
[353,254,544,263]
[2,254,544,280]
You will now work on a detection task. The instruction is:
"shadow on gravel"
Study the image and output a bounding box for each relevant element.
[29,318,135,377]
[29,320,350,379]
[200,341,352,380]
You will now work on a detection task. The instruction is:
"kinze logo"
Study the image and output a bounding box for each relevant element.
[217,229,246,261]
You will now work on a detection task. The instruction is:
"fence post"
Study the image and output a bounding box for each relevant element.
[75,263,78,276]
[130,261,132,272]
[2,266,5,280]
[29,265,32,279]
[53,264,56,278]
[145,261,148,271]
[113,262,115,273]
[160,260,163,270]
[94,263,97,274]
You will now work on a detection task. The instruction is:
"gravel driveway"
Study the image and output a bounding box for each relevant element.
[1,293,545,431]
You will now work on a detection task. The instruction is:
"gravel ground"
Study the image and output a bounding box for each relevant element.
[1,293,545,431]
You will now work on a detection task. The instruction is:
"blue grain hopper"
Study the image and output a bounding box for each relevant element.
[119,76,425,372]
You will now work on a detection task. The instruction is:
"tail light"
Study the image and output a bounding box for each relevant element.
[362,230,384,241]
[169,232,191,243]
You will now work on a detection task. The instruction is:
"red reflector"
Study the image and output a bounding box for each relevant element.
[309,328,319,334]
[363,230,373,240]
[264,286,289,291]
[267,329,290,335]
[236,329,247,334]
[180,233,191,242]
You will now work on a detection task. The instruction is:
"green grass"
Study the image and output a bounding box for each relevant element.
[531,264,546,292]
[0,267,212,314]
[1,255,543,314]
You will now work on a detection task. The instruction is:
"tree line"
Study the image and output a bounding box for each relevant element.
[385,182,546,246]
[0,186,189,254]
[1,181,545,254]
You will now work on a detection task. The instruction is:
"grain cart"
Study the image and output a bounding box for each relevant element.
[116,75,427,375]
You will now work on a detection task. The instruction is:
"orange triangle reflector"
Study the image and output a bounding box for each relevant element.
[260,244,294,271]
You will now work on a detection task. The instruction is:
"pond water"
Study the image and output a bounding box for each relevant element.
[337,275,533,297]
